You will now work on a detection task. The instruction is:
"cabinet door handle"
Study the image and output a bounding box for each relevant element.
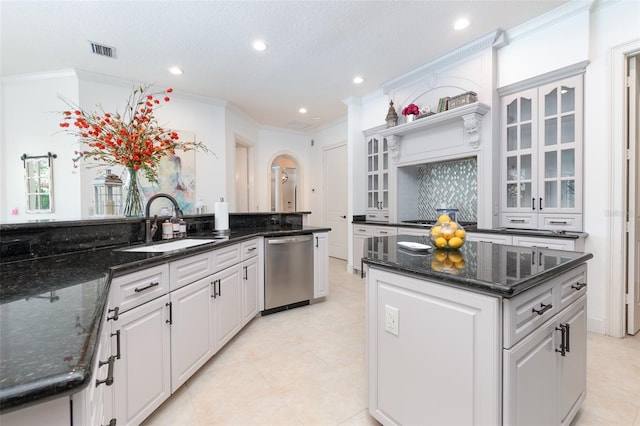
[555,324,567,357]
[96,355,115,387]
[564,323,571,353]
[107,307,119,322]
[243,265,248,280]
[211,280,216,298]
[571,282,587,291]
[217,279,222,297]
[134,281,159,293]
[111,330,121,360]
[539,197,543,210]
[316,236,319,248]
[166,302,173,324]
[532,302,552,316]
[532,198,536,210]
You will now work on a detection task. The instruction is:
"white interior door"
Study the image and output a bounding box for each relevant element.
[627,54,640,335]
[324,143,348,260]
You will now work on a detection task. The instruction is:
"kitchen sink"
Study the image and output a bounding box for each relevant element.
[121,238,220,253]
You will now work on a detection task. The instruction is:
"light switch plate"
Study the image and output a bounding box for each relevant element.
[384,304,399,336]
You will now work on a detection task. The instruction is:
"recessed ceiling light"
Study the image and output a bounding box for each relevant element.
[253,40,267,51]
[299,108,307,114]
[454,18,470,30]
[353,75,365,84]
[313,117,321,121]
[169,66,183,75]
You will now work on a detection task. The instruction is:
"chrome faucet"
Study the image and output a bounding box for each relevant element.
[145,193,184,243]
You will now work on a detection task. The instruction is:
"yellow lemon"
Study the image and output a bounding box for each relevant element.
[454,260,466,269]
[442,258,454,268]
[430,226,442,238]
[437,214,451,223]
[454,229,466,239]
[448,237,464,249]
[441,227,455,240]
[434,251,448,262]
[448,252,463,263]
[431,260,442,271]
[435,237,447,248]
[448,222,459,231]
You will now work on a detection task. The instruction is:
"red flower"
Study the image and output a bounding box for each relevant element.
[164,97,170,102]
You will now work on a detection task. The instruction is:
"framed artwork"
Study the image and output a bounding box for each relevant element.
[140,130,197,214]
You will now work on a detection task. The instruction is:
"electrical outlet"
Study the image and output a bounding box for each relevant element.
[384,305,399,336]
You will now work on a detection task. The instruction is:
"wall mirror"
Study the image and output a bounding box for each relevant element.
[22,153,55,213]
[271,154,298,212]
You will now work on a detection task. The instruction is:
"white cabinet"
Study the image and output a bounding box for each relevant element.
[112,294,171,426]
[503,295,586,425]
[512,235,577,251]
[353,224,397,272]
[365,131,390,222]
[241,257,260,325]
[313,232,329,298]
[0,397,71,426]
[170,276,214,392]
[501,74,583,231]
[466,232,514,245]
[210,263,243,352]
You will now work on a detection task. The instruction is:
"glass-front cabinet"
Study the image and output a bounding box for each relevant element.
[365,134,390,222]
[501,74,583,231]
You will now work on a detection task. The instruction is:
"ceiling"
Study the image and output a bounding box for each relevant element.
[1,0,571,132]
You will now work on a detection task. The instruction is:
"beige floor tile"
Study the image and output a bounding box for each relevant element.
[143,258,640,426]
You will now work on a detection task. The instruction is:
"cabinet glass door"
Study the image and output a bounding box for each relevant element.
[367,137,379,210]
[504,91,537,210]
[381,138,389,209]
[539,76,581,212]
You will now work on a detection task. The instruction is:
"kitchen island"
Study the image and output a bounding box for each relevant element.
[0,220,329,425]
[363,234,592,426]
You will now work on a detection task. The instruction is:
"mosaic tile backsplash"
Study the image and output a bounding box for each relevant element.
[417,157,477,222]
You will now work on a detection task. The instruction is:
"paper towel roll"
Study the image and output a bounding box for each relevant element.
[214,198,229,231]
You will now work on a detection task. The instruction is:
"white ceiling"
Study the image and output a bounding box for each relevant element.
[1,0,571,132]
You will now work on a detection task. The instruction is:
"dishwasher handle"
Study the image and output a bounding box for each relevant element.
[266,235,312,244]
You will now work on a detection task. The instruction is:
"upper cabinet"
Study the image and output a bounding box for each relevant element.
[500,74,584,231]
[365,131,390,222]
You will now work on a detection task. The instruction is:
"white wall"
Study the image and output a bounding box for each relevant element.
[1,71,81,221]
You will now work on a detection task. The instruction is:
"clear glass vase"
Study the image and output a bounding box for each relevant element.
[123,167,144,217]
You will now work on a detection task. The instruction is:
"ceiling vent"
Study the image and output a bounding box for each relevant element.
[89,41,116,59]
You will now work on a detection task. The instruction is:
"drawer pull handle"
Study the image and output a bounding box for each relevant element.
[111,330,121,359]
[247,247,257,252]
[555,324,568,357]
[134,281,159,293]
[107,306,119,322]
[166,302,173,324]
[96,355,115,387]
[380,231,388,234]
[549,220,568,225]
[571,282,587,291]
[510,219,526,223]
[532,303,552,316]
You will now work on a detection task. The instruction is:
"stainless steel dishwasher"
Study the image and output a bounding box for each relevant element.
[263,234,314,314]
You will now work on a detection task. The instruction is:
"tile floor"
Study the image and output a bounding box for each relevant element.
[143,258,640,426]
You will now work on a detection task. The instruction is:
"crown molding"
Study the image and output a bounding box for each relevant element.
[505,0,593,41]
[497,60,590,96]
[1,69,77,84]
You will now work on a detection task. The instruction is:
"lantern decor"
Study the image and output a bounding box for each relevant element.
[93,169,123,216]
[385,101,398,128]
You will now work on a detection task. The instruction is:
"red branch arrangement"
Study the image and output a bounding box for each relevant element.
[59,85,210,184]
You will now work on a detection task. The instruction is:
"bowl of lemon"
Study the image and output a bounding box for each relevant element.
[430,210,466,250]
[431,249,466,274]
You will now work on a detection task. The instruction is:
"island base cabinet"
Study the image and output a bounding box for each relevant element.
[113,294,171,426]
[503,295,586,425]
[241,258,260,325]
[210,264,243,353]
[367,267,502,426]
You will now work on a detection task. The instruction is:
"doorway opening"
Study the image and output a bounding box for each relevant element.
[271,154,299,212]
[235,141,251,212]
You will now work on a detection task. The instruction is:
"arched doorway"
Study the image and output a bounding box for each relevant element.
[271,154,299,212]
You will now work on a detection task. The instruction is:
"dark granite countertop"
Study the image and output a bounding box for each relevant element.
[362,235,592,297]
[0,225,329,413]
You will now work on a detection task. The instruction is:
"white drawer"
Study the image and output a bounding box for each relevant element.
[169,251,214,291]
[241,239,259,260]
[503,279,555,349]
[538,214,583,232]
[212,243,242,271]
[372,227,397,237]
[110,264,169,313]
[501,213,537,229]
[466,232,513,245]
[512,235,575,251]
[557,264,587,312]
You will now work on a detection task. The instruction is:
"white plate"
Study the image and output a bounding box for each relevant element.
[397,241,432,252]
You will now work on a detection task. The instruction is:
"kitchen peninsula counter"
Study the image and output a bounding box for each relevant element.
[0,225,328,413]
[363,235,592,425]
